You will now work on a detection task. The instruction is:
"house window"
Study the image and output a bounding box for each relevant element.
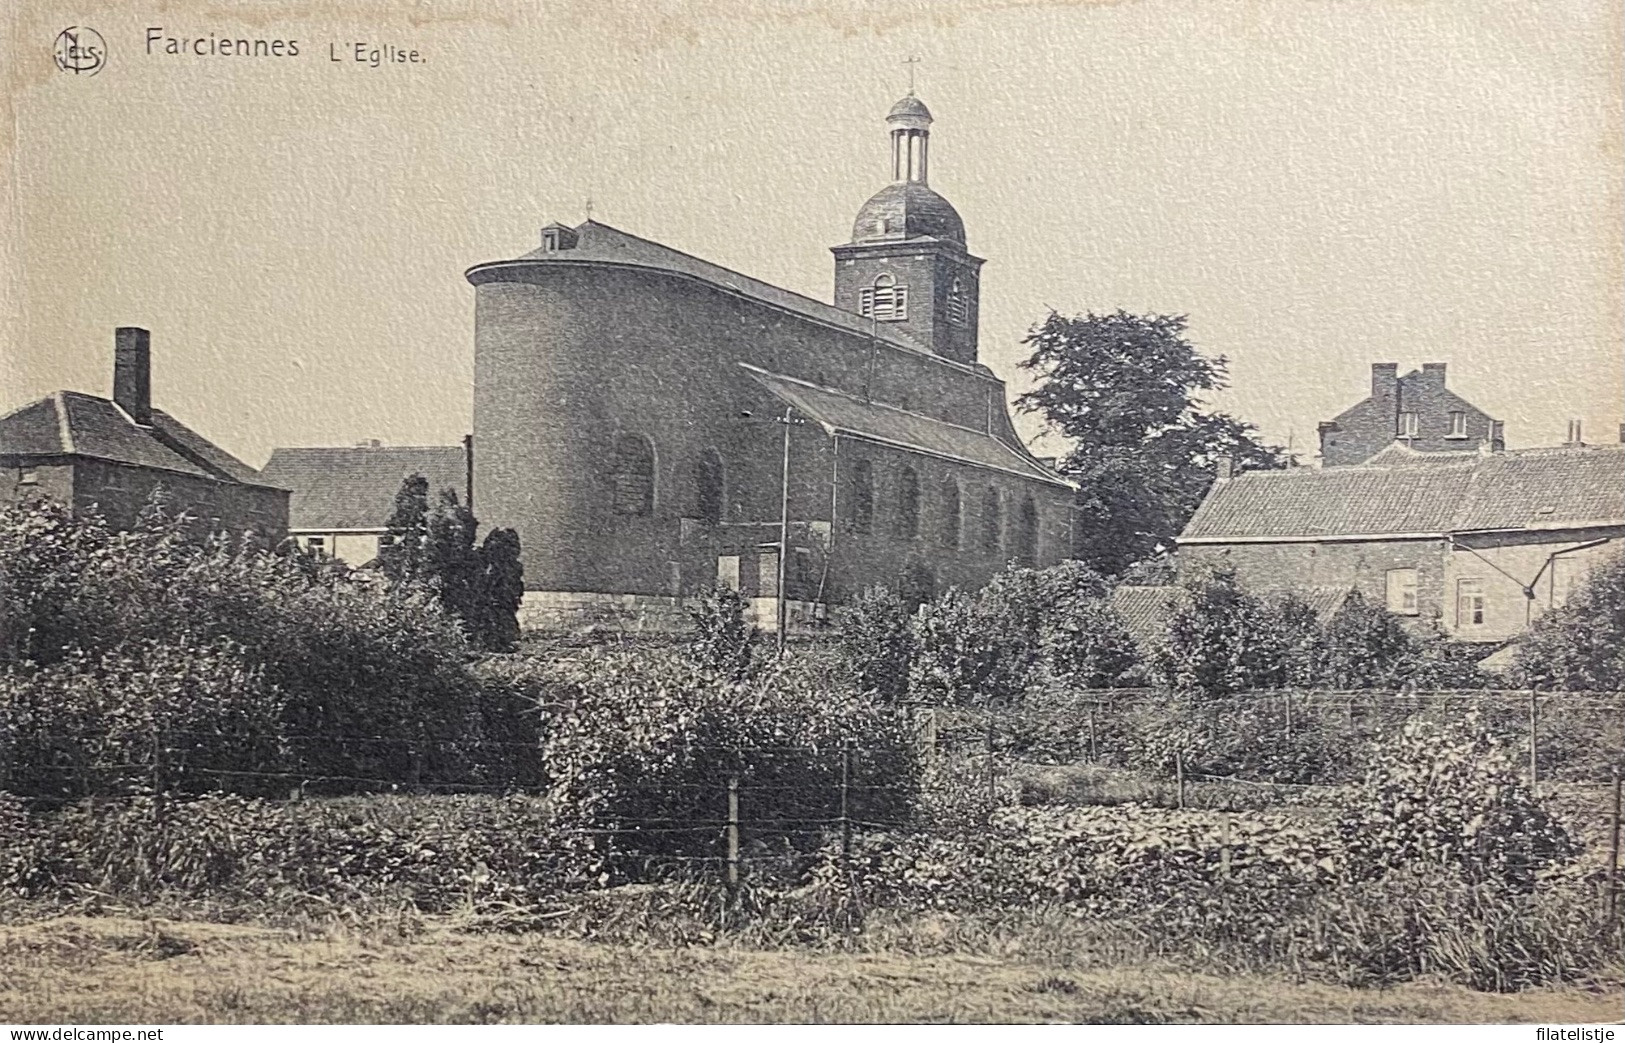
[611,434,655,516]
[1447,411,1467,438]
[858,274,908,322]
[981,486,1002,553]
[695,449,724,525]
[895,466,920,539]
[1456,578,1486,628]
[1385,568,1419,615]
[938,477,961,550]
[946,278,969,327]
[305,535,327,555]
[1397,412,1419,438]
[851,459,874,534]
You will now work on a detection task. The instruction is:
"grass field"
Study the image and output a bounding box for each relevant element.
[1,915,1618,1025]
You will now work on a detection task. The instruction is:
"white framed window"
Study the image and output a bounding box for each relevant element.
[1385,568,1419,615]
[858,274,908,322]
[1447,411,1467,438]
[1397,412,1419,438]
[304,535,328,555]
[1456,578,1486,628]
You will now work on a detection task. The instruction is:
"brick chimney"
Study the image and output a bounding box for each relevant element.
[1215,455,1235,480]
[1420,362,1447,385]
[113,327,152,425]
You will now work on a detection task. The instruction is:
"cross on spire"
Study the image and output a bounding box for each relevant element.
[584,197,595,221]
[902,54,921,94]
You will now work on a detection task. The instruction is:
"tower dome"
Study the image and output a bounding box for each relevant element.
[851,182,965,244]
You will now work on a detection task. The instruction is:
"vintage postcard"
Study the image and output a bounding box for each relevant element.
[2,0,1622,1028]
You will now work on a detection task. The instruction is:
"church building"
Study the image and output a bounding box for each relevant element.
[466,95,1076,630]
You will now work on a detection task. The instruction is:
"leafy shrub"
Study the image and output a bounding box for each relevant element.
[685,584,761,681]
[0,498,520,795]
[1337,714,1576,892]
[10,793,573,913]
[908,589,1028,707]
[526,646,921,881]
[1155,569,1294,697]
[1037,596,1139,691]
[0,637,284,798]
[1514,550,1625,690]
[835,585,915,699]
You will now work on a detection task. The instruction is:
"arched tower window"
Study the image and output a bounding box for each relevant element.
[946,278,969,327]
[851,459,875,534]
[895,466,920,539]
[694,449,724,525]
[980,486,1002,554]
[1014,496,1039,567]
[859,273,908,322]
[611,434,655,516]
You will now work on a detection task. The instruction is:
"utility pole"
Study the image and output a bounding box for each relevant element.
[776,405,794,655]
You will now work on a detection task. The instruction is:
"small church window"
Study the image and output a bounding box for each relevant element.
[938,477,961,550]
[859,274,908,323]
[612,434,655,516]
[981,486,1002,554]
[896,466,920,539]
[851,459,875,534]
[946,278,969,327]
[695,449,724,525]
[1013,496,1039,568]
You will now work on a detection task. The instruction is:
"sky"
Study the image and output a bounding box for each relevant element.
[3,0,1621,468]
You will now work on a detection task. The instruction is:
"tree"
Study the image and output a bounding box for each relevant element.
[1513,551,1625,691]
[1313,589,1417,690]
[1155,568,1291,698]
[1016,310,1288,575]
[380,475,524,653]
[378,474,431,583]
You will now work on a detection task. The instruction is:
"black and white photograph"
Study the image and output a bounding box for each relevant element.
[1,0,1622,1028]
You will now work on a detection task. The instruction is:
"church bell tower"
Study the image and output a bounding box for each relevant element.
[832,94,984,365]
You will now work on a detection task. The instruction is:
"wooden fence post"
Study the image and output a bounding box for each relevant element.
[1087,704,1097,762]
[1175,748,1185,810]
[726,776,740,891]
[839,741,853,875]
[1284,691,1294,741]
[985,714,997,818]
[1607,766,1621,923]
[1528,691,1539,793]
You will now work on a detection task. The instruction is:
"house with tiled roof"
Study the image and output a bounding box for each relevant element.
[1317,362,1504,466]
[258,442,470,565]
[0,327,288,540]
[1177,443,1625,643]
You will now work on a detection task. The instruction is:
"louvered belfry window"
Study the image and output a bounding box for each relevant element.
[612,434,655,516]
[859,274,908,322]
[946,278,969,327]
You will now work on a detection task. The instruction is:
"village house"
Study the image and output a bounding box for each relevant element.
[1175,442,1625,644]
[0,327,288,540]
[464,93,1075,631]
[257,441,470,566]
[1318,362,1504,466]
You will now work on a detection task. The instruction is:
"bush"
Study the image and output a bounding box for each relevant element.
[685,584,760,681]
[525,646,922,882]
[1514,550,1625,690]
[1155,569,1293,697]
[835,585,914,699]
[0,498,521,795]
[1038,596,1139,691]
[1337,714,1576,892]
[909,589,1028,707]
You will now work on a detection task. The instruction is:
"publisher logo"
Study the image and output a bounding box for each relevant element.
[53,26,106,76]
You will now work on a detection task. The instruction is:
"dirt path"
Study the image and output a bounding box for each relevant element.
[1,916,1617,1024]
